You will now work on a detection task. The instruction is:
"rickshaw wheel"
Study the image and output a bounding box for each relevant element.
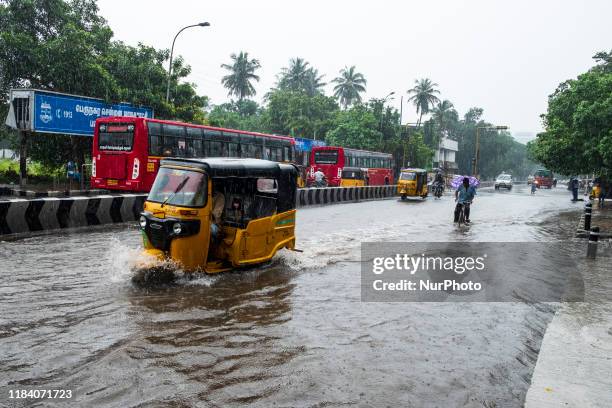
[401,195,407,201]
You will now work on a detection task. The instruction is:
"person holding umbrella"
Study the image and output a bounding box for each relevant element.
[454,176,477,223]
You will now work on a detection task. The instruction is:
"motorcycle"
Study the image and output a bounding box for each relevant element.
[433,182,444,199]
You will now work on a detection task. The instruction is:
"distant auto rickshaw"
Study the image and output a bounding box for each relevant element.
[340,167,367,187]
[397,168,428,200]
[139,158,298,273]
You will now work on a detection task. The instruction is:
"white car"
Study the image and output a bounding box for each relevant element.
[495,174,513,190]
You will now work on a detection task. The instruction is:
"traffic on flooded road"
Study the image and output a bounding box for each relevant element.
[1,184,601,407]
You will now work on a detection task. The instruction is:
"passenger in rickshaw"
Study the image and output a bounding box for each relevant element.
[211,183,225,242]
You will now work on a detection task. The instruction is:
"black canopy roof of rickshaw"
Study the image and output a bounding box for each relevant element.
[159,158,298,178]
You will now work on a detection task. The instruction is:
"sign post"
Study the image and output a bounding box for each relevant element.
[4,89,153,188]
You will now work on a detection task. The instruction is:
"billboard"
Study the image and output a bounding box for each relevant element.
[6,89,153,137]
[294,137,326,152]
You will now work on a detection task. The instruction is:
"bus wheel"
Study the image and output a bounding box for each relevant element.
[385,178,389,185]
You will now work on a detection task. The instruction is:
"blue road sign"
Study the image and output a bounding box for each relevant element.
[31,90,153,136]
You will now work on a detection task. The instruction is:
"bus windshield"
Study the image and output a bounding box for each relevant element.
[147,168,207,207]
[314,150,339,164]
[98,123,135,151]
[535,170,552,178]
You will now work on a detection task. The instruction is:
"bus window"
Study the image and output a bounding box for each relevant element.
[162,124,186,156]
[186,127,201,157]
[209,141,223,157]
[264,147,271,160]
[148,122,163,156]
[314,150,338,164]
[228,142,239,158]
[243,143,258,158]
[98,123,135,152]
[283,146,290,162]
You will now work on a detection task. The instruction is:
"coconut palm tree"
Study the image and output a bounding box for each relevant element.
[303,68,326,97]
[277,57,311,91]
[332,66,367,108]
[407,78,440,127]
[221,51,261,101]
[431,99,458,135]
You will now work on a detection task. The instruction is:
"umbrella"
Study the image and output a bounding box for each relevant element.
[451,175,480,188]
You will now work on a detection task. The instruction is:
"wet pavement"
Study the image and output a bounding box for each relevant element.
[0,185,606,407]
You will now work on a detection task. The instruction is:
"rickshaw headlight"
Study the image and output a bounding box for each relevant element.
[139,216,147,228]
[172,223,182,235]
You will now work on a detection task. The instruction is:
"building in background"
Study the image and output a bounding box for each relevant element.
[434,136,458,177]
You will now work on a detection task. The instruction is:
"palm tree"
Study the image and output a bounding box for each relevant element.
[304,68,326,97]
[407,78,440,127]
[332,66,367,108]
[221,51,261,101]
[431,99,458,135]
[278,57,311,91]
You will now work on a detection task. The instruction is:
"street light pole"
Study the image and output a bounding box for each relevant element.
[473,125,508,177]
[166,22,210,103]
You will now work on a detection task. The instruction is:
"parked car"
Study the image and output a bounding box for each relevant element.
[495,174,513,190]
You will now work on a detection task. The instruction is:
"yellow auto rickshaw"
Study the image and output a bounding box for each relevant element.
[139,158,298,273]
[397,168,428,200]
[340,167,367,187]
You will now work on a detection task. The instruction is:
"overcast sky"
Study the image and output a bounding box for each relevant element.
[97,0,611,142]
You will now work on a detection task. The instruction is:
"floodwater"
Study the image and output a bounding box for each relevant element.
[0,185,600,407]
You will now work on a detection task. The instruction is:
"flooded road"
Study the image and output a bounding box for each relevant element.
[0,185,597,407]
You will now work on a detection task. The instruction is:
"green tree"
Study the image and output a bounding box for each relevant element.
[528,50,612,175]
[463,107,484,125]
[220,51,261,101]
[407,78,440,127]
[404,132,434,169]
[275,57,326,98]
[303,68,326,97]
[208,100,263,131]
[326,104,381,150]
[263,89,338,139]
[277,57,311,91]
[431,100,458,137]
[0,0,208,171]
[332,66,367,109]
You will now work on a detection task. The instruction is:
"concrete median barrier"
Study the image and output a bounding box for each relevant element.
[0,194,147,237]
[0,186,398,237]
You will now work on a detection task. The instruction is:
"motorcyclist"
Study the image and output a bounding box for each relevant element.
[433,172,445,195]
[454,177,476,223]
[314,168,326,187]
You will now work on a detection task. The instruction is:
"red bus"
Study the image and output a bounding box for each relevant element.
[308,146,394,186]
[91,117,295,192]
[534,168,554,189]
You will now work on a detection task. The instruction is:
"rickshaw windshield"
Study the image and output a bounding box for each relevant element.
[399,172,416,181]
[148,167,207,208]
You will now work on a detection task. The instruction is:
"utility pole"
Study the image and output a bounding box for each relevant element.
[19,130,28,187]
